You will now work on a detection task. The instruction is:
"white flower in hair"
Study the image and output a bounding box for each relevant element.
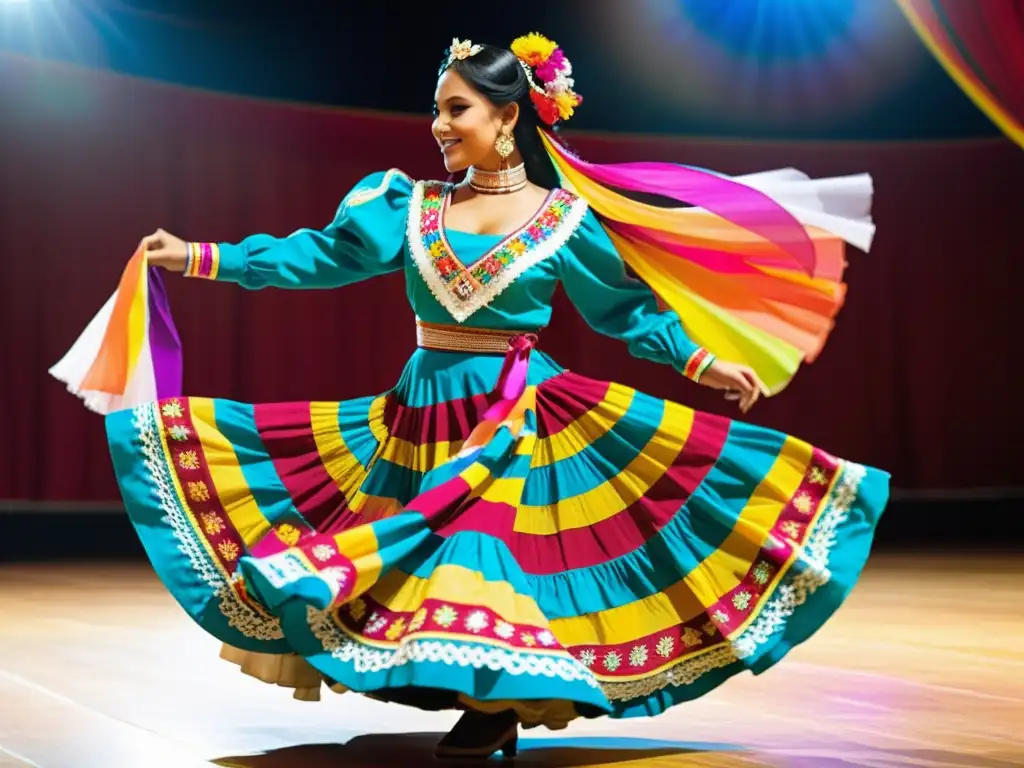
[448,38,483,66]
[547,73,575,95]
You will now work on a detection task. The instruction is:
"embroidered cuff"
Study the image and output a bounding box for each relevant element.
[184,242,222,280]
[682,348,716,383]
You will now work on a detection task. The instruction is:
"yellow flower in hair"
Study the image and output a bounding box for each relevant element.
[553,91,580,120]
[511,32,558,67]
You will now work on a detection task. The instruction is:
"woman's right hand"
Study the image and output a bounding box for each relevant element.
[140,229,188,272]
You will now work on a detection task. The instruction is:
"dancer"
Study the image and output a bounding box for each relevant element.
[56,34,887,759]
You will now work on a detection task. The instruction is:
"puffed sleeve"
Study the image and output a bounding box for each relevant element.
[559,208,716,382]
[184,168,412,290]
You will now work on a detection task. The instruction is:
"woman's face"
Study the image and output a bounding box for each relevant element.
[432,69,513,173]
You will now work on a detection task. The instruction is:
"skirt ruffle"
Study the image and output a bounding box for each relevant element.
[106,352,887,729]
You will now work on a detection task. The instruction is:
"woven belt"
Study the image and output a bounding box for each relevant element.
[416,319,539,354]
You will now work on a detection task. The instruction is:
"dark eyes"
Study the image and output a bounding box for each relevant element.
[432,104,468,117]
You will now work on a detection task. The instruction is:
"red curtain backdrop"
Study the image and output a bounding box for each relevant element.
[2,52,1022,504]
[895,0,1024,149]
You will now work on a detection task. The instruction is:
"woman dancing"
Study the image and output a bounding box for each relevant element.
[62,33,887,760]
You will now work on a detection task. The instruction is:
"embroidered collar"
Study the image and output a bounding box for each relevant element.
[408,181,588,323]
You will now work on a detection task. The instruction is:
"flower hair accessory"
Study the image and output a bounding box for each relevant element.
[510,32,583,126]
[447,38,483,67]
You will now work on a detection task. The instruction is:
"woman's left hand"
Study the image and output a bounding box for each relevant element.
[699,359,768,414]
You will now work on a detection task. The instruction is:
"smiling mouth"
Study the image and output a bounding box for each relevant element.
[440,138,461,151]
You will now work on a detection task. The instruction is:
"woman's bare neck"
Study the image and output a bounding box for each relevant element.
[445,182,553,237]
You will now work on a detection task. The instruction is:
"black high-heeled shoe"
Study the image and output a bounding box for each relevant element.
[433,710,519,760]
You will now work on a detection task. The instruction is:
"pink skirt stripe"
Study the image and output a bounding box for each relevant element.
[253,402,352,528]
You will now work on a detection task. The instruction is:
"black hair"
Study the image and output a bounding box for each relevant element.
[439,43,563,190]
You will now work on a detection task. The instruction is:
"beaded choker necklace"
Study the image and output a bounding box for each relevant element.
[466,163,528,194]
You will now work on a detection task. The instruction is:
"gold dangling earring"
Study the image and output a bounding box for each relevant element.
[494,132,515,172]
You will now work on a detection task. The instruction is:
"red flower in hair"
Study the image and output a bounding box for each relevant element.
[530,90,561,126]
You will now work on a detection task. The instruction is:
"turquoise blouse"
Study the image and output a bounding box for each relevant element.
[202,168,703,375]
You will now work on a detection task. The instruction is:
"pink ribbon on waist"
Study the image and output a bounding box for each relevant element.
[495,333,537,400]
[450,333,539,456]
[475,333,538,425]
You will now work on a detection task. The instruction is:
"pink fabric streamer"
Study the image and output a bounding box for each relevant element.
[545,137,818,275]
[612,221,799,276]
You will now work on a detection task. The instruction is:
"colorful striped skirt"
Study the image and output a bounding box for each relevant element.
[106,344,888,730]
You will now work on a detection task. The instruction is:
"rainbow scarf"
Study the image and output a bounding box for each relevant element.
[50,246,182,414]
[540,130,874,395]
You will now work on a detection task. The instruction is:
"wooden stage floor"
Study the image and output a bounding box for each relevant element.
[0,554,1021,768]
